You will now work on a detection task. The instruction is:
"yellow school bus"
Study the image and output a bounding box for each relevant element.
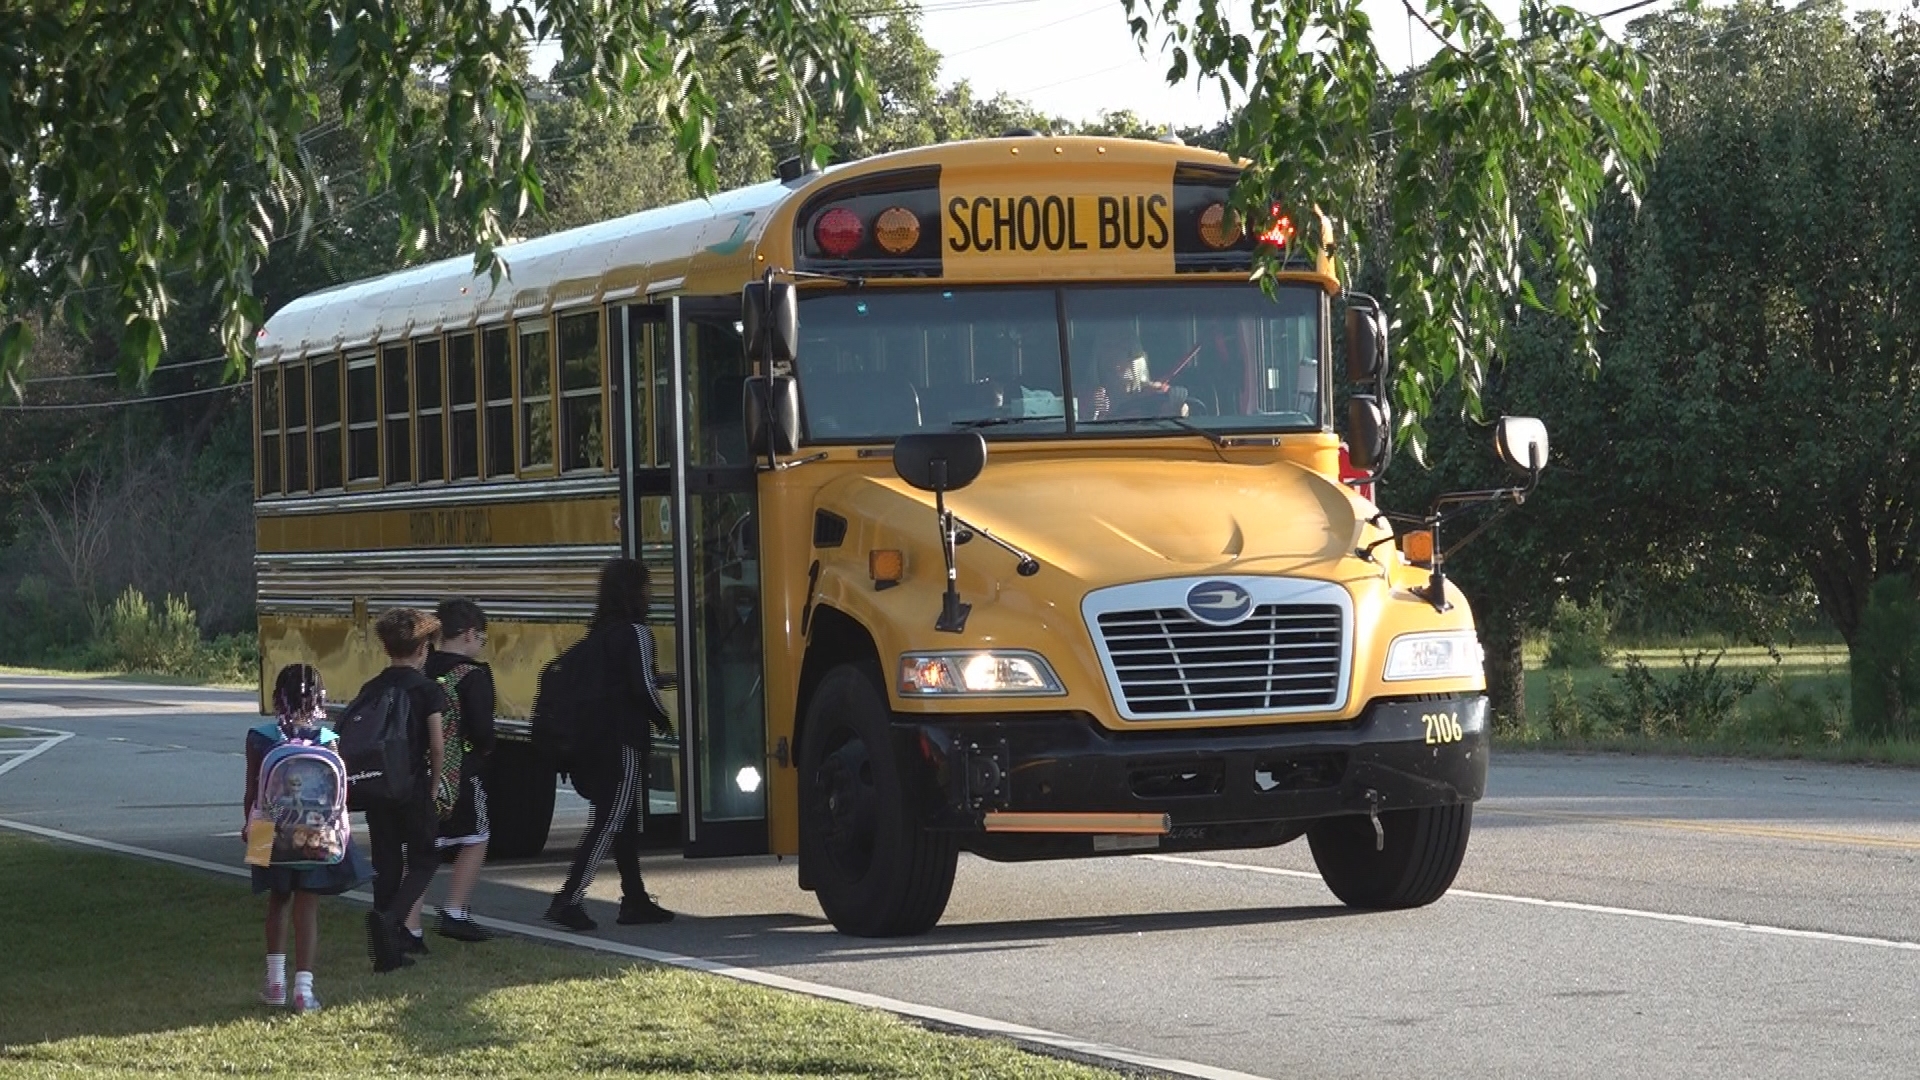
[252,134,1548,936]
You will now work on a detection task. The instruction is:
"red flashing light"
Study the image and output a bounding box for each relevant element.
[1258,203,1296,249]
[816,207,864,257]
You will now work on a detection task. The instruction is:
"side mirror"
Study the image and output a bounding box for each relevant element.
[893,432,987,493]
[1345,397,1389,472]
[742,281,798,366]
[1344,303,1387,384]
[743,375,801,458]
[1495,416,1550,475]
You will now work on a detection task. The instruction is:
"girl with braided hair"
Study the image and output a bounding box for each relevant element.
[242,663,371,1014]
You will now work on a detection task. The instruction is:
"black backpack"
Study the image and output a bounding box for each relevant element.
[336,678,417,810]
[530,630,613,772]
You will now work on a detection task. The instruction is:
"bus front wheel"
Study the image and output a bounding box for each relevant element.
[1307,803,1472,909]
[799,664,958,937]
[486,740,556,860]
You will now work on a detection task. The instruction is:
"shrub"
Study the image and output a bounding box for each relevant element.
[1545,672,1591,739]
[1587,651,1761,739]
[1544,597,1615,670]
[1850,574,1920,741]
[97,587,202,676]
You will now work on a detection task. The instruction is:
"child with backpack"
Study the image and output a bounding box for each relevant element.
[405,597,498,943]
[543,558,677,931]
[243,664,370,1015]
[340,608,450,973]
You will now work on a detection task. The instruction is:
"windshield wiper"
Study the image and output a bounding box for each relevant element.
[1075,415,1225,446]
[951,414,1065,430]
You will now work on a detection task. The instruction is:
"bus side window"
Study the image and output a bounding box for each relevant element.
[311,354,343,491]
[257,365,282,497]
[381,343,411,485]
[415,337,447,483]
[284,361,310,493]
[447,333,479,480]
[558,310,604,471]
[482,327,514,478]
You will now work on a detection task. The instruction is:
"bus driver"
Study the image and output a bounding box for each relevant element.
[1081,333,1187,421]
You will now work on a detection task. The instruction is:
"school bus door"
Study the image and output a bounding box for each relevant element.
[667,296,769,857]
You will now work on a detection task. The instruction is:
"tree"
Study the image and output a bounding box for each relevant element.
[0,0,875,394]
[1610,2,1920,648]
[1126,0,1658,443]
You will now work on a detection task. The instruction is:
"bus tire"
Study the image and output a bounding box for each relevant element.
[1307,803,1472,909]
[799,664,958,937]
[485,741,556,860]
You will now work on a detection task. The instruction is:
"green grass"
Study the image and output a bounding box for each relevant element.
[0,834,1117,1079]
[0,726,34,739]
[0,664,254,691]
[1502,641,1920,765]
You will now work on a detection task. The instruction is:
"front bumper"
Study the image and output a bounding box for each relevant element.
[902,695,1489,860]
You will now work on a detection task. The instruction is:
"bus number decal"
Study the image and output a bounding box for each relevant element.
[1422,712,1464,745]
[407,508,493,547]
[945,194,1169,255]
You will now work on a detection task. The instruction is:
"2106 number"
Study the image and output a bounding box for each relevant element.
[1423,712,1464,745]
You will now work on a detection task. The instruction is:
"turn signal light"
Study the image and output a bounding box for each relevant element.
[816,207,864,257]
[1258,203,1295,248]
[1198,202,1243,249]
[1401,530,1435,566]
[873,206,921,254]
[870,549,904,584]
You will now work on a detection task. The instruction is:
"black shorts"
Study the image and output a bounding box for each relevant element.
[436,774,490,849]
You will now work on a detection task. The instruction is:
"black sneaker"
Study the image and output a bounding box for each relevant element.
[403,929,429,955]
[543,900,597,932]
[368,912,415,973]
[616,894,675,925]
[438,912,492,942]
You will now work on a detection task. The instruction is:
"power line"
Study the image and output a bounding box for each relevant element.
[24,353,233,386]
[0,380,246,413]
[942,0,1108,59]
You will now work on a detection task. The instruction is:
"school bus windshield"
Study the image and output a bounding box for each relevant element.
[793,282,1324,442]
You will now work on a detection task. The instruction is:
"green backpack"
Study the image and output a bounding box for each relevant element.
[433,663,478,819]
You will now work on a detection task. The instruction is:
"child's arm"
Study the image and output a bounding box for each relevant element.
[242,736,264,827]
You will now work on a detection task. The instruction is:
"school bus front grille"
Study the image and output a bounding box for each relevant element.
[1095,605,1344,716]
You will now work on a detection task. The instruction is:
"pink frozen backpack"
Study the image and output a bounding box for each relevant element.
[245,725,350,869]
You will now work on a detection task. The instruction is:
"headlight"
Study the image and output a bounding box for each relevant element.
[1383,632,1484,682]
[899,651,1065,696]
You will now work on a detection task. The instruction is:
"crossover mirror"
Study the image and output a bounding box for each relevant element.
[893,432,987,493]
[1495,416,1550,475]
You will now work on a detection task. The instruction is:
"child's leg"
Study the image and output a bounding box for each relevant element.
[265,890,291,955]
[291,892,319,975]
[406,891,426,934]
[445,842,487,913]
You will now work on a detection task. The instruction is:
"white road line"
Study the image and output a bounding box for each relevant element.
[0,818,1271,1080]
[1146,853,1920,954]
[0,731,71,778]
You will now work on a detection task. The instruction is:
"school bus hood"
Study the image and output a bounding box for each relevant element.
[831,456,1365,583]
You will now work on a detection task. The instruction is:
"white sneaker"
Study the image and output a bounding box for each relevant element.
[260,979,287,1007]
[290,986,321,1014]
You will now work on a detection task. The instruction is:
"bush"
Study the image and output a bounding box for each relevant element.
[1587,651,1762,739]
[97,587,203,675]
[1544,597,1615,669]
[1545,672,1591,739]
[1850,574,1920,741]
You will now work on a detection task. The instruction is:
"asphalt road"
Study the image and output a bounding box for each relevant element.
[5,672,1919,1079]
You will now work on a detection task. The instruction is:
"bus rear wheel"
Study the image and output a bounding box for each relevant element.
[486,740,556,860]
[1307,803,1472,909]
[799,664,958,937]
